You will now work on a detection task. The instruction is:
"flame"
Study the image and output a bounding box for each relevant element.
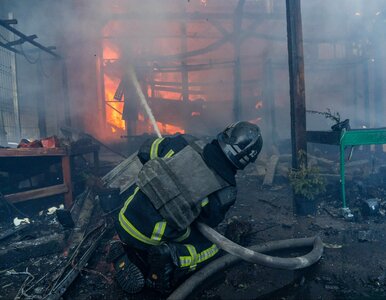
[103,42,121,60]
[255,100,263,110]
[101,26,194,136]
[104,74,125,131]
[157,122,185,135]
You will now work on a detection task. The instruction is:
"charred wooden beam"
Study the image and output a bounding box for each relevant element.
[0,40,21,54]
[5,34,37,47]
[67,190,95,246]
[0,147,67,157]
[45,223,107,300]
[286,0,307,169]
[0,233,65,268]
[0,19,59,58]
[3,184,68,203]
[0,223,29,241]
[152,86,204,95]
[158,33,233,61]
[1,19,17,25]
[111,12,284,21]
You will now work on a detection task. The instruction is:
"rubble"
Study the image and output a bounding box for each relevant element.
[2,140,386,299]
[0,233,65,269]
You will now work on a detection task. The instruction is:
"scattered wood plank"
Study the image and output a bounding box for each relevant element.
[67,190,95,247]
[0,224,29,241]
[257,197,281,208]
[263,155,279,186]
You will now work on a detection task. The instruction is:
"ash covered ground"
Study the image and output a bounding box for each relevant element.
[2,144,386,300]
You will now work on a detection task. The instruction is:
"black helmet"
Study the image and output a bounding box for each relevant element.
[217,121,263,170]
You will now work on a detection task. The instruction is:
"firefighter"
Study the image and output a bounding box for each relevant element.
[113,121,263,294]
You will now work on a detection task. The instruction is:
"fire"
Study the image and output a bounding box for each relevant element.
[255,100,263,110]
[102,40,189,135]
[156,122,185,135]
[103,74,125,131]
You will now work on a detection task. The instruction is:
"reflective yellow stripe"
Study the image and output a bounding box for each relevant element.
[197,244,219,263]
[174,227,191,242]
[165,149,175,158]
[150,138,164,159]
[184,244,198,269]
[179,244,219,268]
[119,187,161,246]
[151,221,167,242]
[179,256,192,268]
[200,197,209,207]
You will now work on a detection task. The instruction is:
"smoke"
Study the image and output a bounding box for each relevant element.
[0,0,385,145]
[302,0,386,131]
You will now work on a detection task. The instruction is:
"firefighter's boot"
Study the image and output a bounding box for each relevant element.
[114,254,145,294]
[146,243,177,294]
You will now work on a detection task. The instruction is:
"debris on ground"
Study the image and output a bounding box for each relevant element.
[1,142,386,299]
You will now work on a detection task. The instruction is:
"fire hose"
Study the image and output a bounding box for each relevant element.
[167,222,323,300]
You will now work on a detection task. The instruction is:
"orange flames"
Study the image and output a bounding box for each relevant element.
[102,41,185,136]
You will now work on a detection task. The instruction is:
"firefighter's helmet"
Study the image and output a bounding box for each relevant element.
[217,121,263,170]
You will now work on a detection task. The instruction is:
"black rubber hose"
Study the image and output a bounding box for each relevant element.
[167,223,324,300]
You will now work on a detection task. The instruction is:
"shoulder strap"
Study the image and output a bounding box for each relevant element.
[181,135,206,155]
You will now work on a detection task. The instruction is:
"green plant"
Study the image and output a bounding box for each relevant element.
[307,108,341,124]
[288,152,326,200]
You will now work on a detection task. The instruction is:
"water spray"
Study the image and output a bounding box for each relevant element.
[127,65,162,138]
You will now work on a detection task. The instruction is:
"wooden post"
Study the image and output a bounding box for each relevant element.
[286,0,307,169]
[264,59,277,144]
[363,60,370,127]
[37,63,47,138]
[61,155,73,208]
[61,59,71,127]
[180,16,189,103]
[96,40,107,134]
[373,20,384,128]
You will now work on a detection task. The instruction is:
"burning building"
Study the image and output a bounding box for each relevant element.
[0,0,385,146]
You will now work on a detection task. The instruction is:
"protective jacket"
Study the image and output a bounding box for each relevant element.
[137,138,230,231]
[116,134,237,270]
